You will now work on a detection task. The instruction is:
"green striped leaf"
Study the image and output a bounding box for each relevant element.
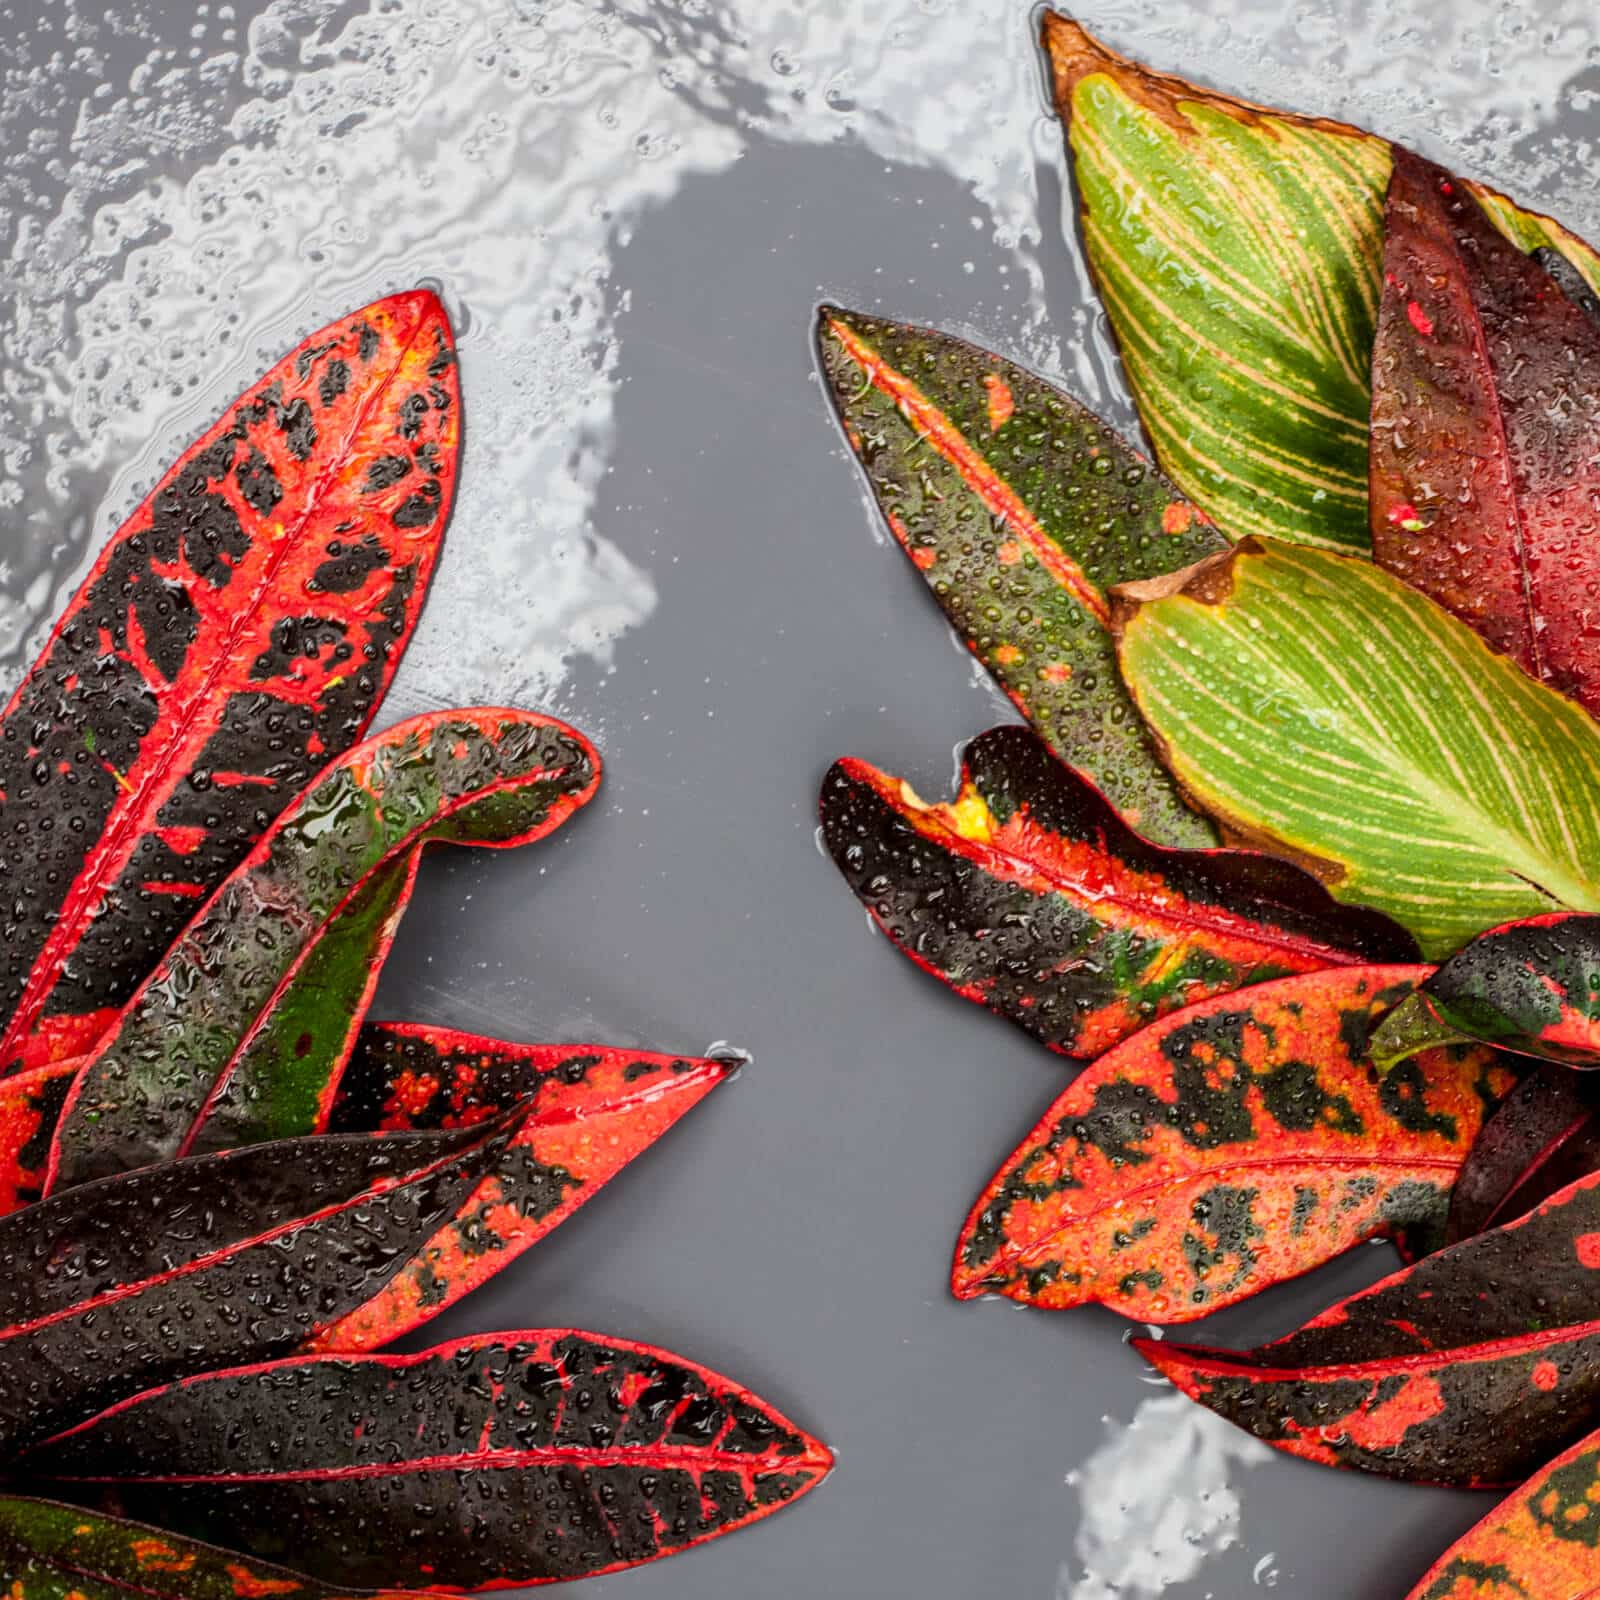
[1039,13,1600,558]
[816,307,1224,847]
[1041,13,1389,553]
[1111,539,1600,959]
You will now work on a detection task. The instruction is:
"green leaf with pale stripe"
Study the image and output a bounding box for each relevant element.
[1042,12,1389,554]
[1040,12,1600,558]
[1111,539,1600,959]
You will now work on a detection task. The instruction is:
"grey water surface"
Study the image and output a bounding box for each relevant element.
[2,0,1597,1594]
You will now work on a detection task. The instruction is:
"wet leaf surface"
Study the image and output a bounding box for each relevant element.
[0,1495,439,1600]
[50,709,600,1188]
[816,306,1223,847]
[1114,539,1600,957]
[28,1331,834,1589]
[309,1025,734,1351]
[1404,1423,1600,1597]
[1139,1165,1600,1487]
[821,724,1416,1060]
[1370,150,1600,719]
[1373,914,1600,1075]
[0,292,457,1077]
[954,967,1512,1321]
[1447,1063,1600,1243]
[0,1118,510,1458]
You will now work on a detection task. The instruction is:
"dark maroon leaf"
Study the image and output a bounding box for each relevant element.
[28,1331,834,1589]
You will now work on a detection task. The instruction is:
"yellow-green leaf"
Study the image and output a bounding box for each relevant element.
[1040,12,1600,556]
[1112,539,1600,958]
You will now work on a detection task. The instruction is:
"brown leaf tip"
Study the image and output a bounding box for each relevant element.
[1108,543,1245,639]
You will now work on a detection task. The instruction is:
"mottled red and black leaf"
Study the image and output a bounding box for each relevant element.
[822,725,1418,1060]
[310,1025,734,1351]
[0,292,459,1076]
[956,968,1512,1320]
[28,1331,833,1590]
[1139,1166,1600,1486]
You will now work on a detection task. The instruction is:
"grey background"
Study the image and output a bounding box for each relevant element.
[3,0,1597,1595]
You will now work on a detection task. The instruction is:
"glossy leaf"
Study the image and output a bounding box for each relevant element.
[1040,14,1600,558]
[0,1058,77,1215]
[1404,1423,1600,1598]
[1138,1166,1600,1487]
[1373,913,1600,1070]
[0,291,458,1076]
[1113,538,1600,957]
[29,1331,834,1589]
[1370,150,1600,718]
[821,724,1417,1060]
[1041,12,1388,552]
[954,967,1512,1321]
[308,1025,735,1351]
[1470,184,1600,305]
[0,1117,510,1458]
[816,306,1223,847]
[0,1496,438,1600]
[1447,1063,1600,1243]
[50,709,600,1189]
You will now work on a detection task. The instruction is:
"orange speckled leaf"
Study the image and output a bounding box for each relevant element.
[822,725,1417,1060]
[1140,1166,1600,1487]
[0,292,457,1077]
[307,1025,735,1351]
[1405,1424,1600,1597]
[0,1494,443,1600]
[955,968,1513,1321]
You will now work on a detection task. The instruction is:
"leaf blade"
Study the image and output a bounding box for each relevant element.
[1137,1165,1600,1486]
[955,967,1512,1320]
[816,307,1224,845]
[0,1495,438,1600]
[0,292,458,1075]
[1113,539,1600,957]
[1041,12,1389,552]
[0,1118,509,1457]
[308,1025,734,1351]
[49,708,600,1187]
[27,1331,834,1589]
[821,724,1417,1060]
[1371,151,1600,718]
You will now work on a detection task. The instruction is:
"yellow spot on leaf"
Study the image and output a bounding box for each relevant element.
[984,372,1014,432]
[996,541,1023,566]
[994,644,1023,667]
[1161,502,1195,535]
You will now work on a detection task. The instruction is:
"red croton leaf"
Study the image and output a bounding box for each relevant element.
[821,724,1418,1059]
[0,1494,447,1600]
[0,291,458,1077]
[1404,1420,1600,1597]
[1370,149,1600,716]
[0,1116,512,1459]
[1448,1062,1600,1243]
[48,710,599,1191]
[954,967,1513,1321]
[26,1331,834,1590]
[307,1024,735,1352]
[1138,1165,1600,1487]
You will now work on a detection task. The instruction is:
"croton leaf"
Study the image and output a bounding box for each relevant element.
[1446,1063,1600,1244]
[1138,1165,1600,1487]
[0,291,458,1076]
[0,1495,439,1600]
[953,967,1513,1321]
[1370,150,1600,719]
[1040,13,1600,557]
[0,1117,511,1458]
[1403,1423,1600,1599]
[821,724,1417,1060]
[307,1024,735,1352]
[1039,12,1387,552]
[1471,184,1600,305]
[1373,914,1600,1071]
[28,1331,834,1589]
[816,307,1223,847]
[0,1059,77,1215]
[1113,539,1600,958]
[49,709,600,1189]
